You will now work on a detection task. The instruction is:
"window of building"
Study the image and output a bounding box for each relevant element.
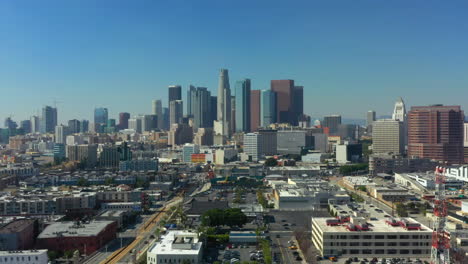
[387,249,397,254]
[340,235,347,239]
[362,249,372,254]
[363,235,372,239]
[362,242,372,246]
[375,235,385,239]
[412,235,419,239]
[350,235,360,239]
[340,242,347,246]
[350,242,359,246]
[350,249,360,254]
[400,249,410,254]
[375,242,385,246]
[400,235,410,239]
[387,235,397,239]
[388,242,397,246]
[375,249,385,254]
[400,242,410,246]
[413,249,422,254]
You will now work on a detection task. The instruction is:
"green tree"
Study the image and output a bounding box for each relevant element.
[105,177,115,185]
[77,177,89,186]
[264,157,278,167]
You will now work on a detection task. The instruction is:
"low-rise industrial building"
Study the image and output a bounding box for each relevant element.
[311,216,432,258]
[37,220,117,255]
[0,249,48,264]
[147,231,203,264]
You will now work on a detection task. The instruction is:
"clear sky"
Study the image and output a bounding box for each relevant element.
[1,0,468,124]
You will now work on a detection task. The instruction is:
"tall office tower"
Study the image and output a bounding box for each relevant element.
[163,107,170,130]
[187,85,196,117]
[106,119,116,133]
[271,79,294,124]
[30,116,40,133]
[94,107,108,125]
[153,100,163,129]
[210,96,217,127]
[55,125,69,144]
[118,112,130,130]
[465,123,468,147]
[168,85,182,105]
[367,110,376,133]
[214,69,232,144]
[258,129,277,155]
[235,79,251,132]
[169,100,183,126]
[322,115,342,135]
[261,90,277,127]
[68,119,81,133]
[20,120,31,134]
[142,115,158,132]
[372,119,404,155]
[98,145,120,168]
[128,117,142,133]
[4,117,17,129]
[408,105,464,164]
[231,96,236,134]
[392,97,407,145]
[40,105,57,133]
[66,144,98,168]
[244,133,263,162]
[337,124,357,141]
[293,86,304,125]
[189,87,212,129]
[392,97,406,121]
[80,120,89,133]
[152,100,158,115]
[250,90,261,132]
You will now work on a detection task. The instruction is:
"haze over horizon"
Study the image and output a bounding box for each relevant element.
[1,0,468,123]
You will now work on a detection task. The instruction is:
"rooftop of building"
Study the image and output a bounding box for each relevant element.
[99,210,127,217]
[148,230,202,255]
[268,166,321,171]
[0,249,47,256]
[37,220,114,238]
[312,216,431,233]
[0,219,35,234]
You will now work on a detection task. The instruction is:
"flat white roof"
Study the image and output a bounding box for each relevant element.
[148,231,202,256]
[313,217,431,233]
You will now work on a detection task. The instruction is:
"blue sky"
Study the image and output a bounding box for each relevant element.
[1,0,468,124]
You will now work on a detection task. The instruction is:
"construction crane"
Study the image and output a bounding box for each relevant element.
[431,166,450,264]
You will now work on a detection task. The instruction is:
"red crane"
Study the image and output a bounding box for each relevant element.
[430,166,450,264]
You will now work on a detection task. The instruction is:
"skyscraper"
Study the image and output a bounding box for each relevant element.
[152,100,158,115]
[367,110,376,133]
[118,112,130,130]
[169,100,183,126]
[189,87,212,129]
[392,97,406,121]
[4,117,17,130]
[214,69,231,144]
[55,125,69,144]
[250,90,261,132]
[40,106,57,133]
[261,90,277,127]
[30,116,40,133]
[235,79,251,132]
[322,115,342,135]
[187,85,196,117]
[142,115,158,132]
[372,119,404,155]
[408,105,464,164]
[68,119,81,133]
[94,107,108,125]
[80,120,89,133]
[20,120,31,134]
[168,85,182,105]
[153,100,163,129]
[293,86,304,125]
[128,117,142,133]
[271,80,294,124]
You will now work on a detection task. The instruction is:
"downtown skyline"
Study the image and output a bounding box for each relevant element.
[1,0,468,122]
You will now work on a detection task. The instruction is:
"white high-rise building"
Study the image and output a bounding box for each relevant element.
[214,69,231,144]
[464,123,468,147]
[152,100,158,115]
[55,125,69,144]
[392,97,406,121]
[128,118,142,133]
[244,133,263,162]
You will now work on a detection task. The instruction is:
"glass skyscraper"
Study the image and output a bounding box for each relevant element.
[235,79,251,132]
[94,107,108,125]
[261,89,277,127]
[40,105,57,133]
